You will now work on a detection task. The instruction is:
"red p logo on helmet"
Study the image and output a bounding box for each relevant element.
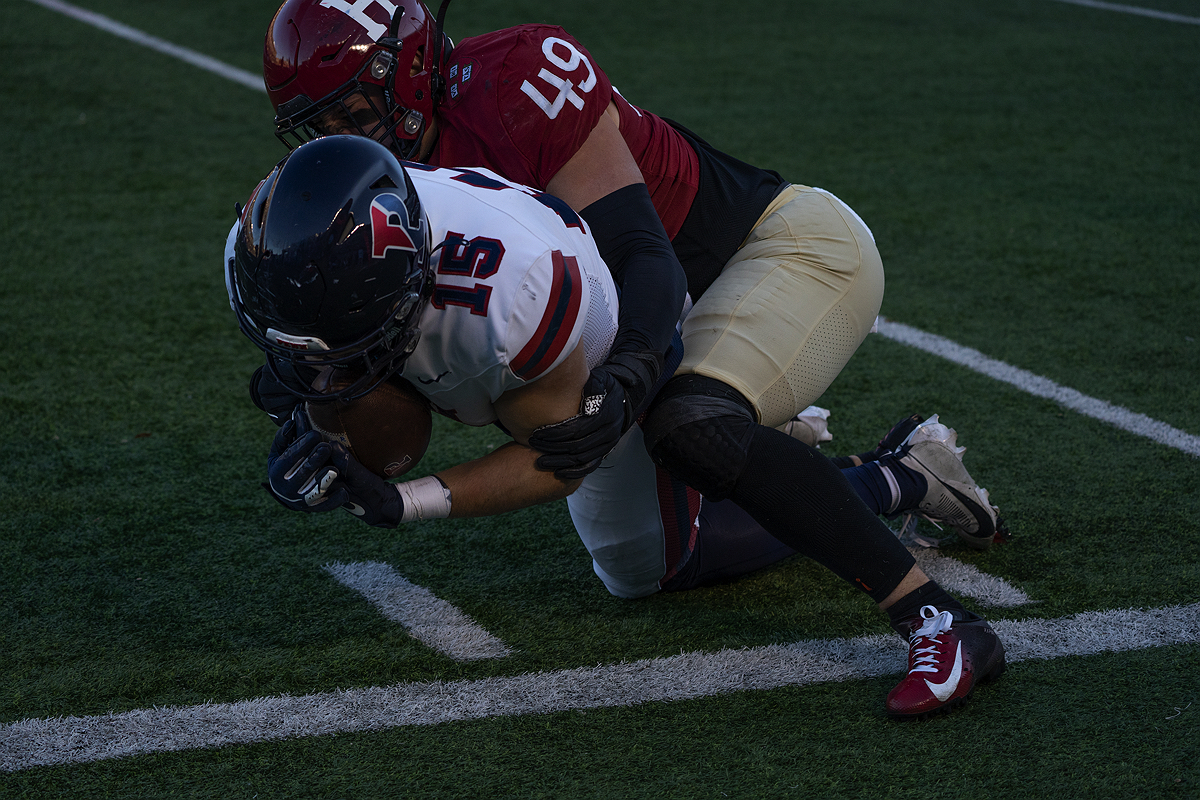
[370,193,418,258]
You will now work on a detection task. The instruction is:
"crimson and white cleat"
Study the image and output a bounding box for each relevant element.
[896,415,1004,550]
[779,405,833,448]
[886,605,1006,719]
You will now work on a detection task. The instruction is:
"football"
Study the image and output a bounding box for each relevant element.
[306,368,433,479]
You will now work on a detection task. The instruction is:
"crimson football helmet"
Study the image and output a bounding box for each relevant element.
[228,136,434,401]
[264,0,454,159]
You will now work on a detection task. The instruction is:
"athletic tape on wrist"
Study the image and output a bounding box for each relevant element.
[396,475,452,523]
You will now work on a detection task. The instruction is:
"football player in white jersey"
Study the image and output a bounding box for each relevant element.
[228,136,785,596]
[228,136,1006,719]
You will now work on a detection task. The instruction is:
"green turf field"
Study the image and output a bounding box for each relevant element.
[2,0,1198,796]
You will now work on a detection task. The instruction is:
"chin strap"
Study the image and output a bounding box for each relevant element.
[430,0,453,104]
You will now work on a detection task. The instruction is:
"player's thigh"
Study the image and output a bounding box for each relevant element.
[678,185,884,428]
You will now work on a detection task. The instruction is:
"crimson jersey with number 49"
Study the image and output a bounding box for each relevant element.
[431,24,701,240]
[398,163,619,427]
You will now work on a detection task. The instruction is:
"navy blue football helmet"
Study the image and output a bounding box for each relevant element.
[228,135,433,401]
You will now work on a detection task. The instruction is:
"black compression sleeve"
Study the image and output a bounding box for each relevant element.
[581,183,687,357]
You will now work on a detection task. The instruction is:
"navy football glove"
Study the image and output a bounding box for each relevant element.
[528,349,661,480]
[265,406,346,512]
[265,407,405,527]
[327,443,404,529]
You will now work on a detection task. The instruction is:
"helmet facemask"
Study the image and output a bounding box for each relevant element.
[256,280,430,402]
[273,48,429,160]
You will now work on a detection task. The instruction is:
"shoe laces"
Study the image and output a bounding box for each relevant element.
[906,605,955,674]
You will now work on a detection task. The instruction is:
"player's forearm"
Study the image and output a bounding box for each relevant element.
[581,183,687,358]
[436,442,582,518]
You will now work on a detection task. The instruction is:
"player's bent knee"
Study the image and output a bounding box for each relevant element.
[642,375,758,501]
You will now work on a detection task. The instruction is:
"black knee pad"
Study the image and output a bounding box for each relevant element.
[642,375,758,501]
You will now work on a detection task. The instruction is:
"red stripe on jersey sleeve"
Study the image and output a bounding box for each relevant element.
[510,251,583,380]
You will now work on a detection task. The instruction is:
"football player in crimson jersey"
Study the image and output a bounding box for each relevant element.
[253,1,1008,716]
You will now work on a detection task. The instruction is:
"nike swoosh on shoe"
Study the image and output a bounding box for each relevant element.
[924,641,964,702]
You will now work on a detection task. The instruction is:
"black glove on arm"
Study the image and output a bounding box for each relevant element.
[602,349,664,429]
[527,184,685,480]
[251,358,321,427]
[529,349,662,480]
[264,407,405,527]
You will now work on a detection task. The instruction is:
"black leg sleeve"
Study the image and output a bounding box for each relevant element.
[730,426,917,604]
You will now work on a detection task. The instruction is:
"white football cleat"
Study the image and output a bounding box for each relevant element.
[895,415,1004,550]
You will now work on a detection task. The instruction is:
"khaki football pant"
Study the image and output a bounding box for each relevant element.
[677,184,885,429]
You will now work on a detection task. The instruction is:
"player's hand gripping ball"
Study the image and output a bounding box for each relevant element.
[265,405,343,512]
[305,368,433,480]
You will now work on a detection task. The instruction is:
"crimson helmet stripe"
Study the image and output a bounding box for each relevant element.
[510,250,582,380]
[370,194,419,257]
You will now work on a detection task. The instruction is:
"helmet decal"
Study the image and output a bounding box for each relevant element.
[317,0,395,41]
[370,193,419,258]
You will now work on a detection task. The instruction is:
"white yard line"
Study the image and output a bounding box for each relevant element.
[2,602,1196,772]
[876,319,1200,458]
[324,562,512,661]
[909,548,1032,608]
[24,0,266,92]
[27,0,1200,100]
[11,0,1193,775]
[1046,0,1200,25]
